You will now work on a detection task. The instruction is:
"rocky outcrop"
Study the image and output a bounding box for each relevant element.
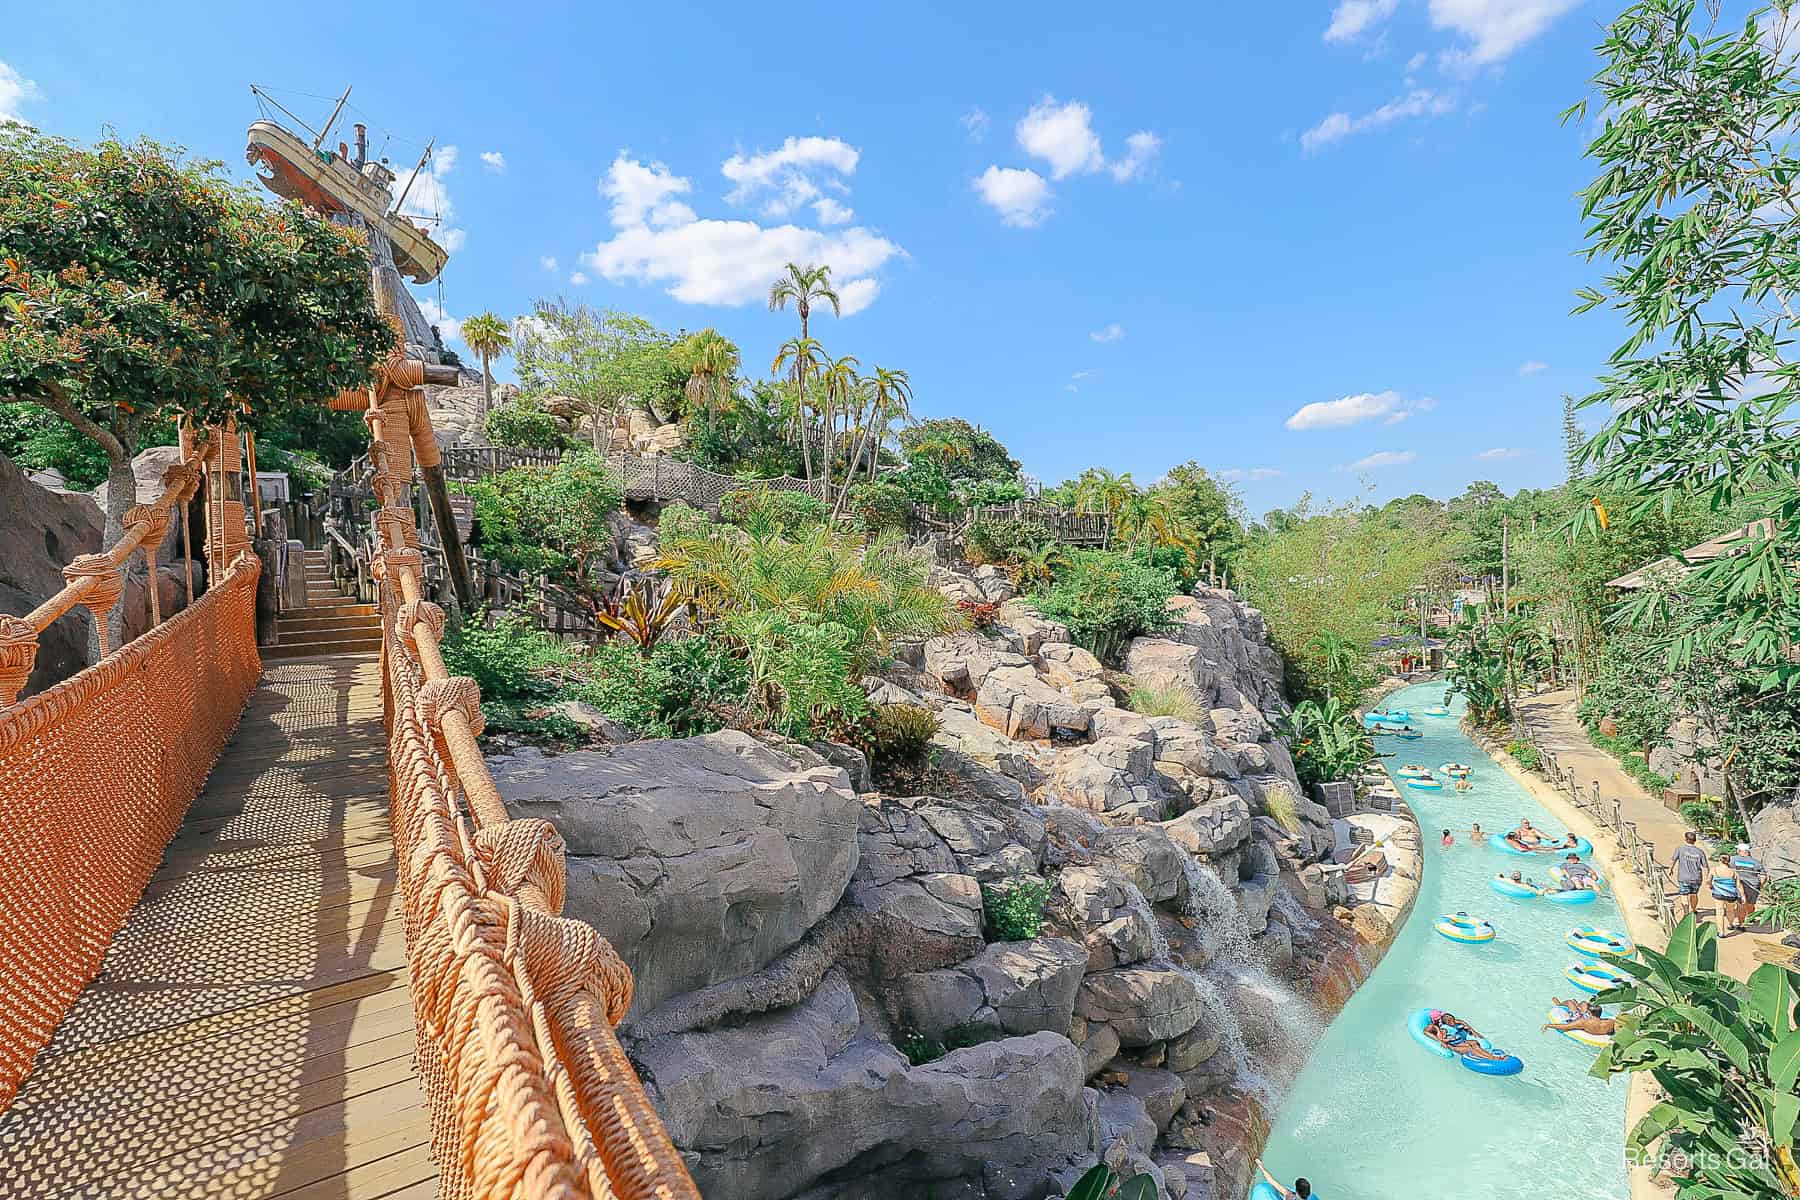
[1751,794,1800,877]
[638,973,1095,1200]
[2,453,105,697]
[490,731,861,1018]
[896,936,1088,1040]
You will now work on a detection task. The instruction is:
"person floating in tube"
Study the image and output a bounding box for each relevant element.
[1424,1011,1512,1063]
[1254,1160,1313,1200]
[1557,854,1597,891]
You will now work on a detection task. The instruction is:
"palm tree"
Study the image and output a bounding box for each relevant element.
[1068,468,1138,519]
[860,366,913,483]
[767,262,841,342]
[819,352,861,496]
[460,312,511,419]
[772,336,828,480]
[676,328,739,420]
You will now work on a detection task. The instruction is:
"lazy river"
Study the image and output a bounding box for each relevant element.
[1256,683,1631,1200]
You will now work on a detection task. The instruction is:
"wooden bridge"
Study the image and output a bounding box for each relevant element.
[0,355,700,1200]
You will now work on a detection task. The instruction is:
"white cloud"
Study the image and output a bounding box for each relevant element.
[569,270,589,285]
[1287,389,1436,429]
[1325,0,1400,42]
[0,61,40,125]
[974,165,1052,228]
[1406,51,1428,72]
[1302,89,1455,151]
[397,144,466,253]
[722,136,859,219]
[416,295,462,344]
[1017,96,1104,180]
[963,108,991,141]
[1109,131,1161,182]
[1518,360,1548,375]
[1071,370,1095,380]
[813,197,854,225]
[1090,323,1125,343]
[480,150,506,173]
[1219,467,1284,482]
[1342,449,1418,470]
[1477,446,1524,460]
[585,153,902,311]
[1431,0,1581,69]
[539,255,558,272]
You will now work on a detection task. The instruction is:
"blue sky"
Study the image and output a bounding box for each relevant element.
[8,0,1628,518]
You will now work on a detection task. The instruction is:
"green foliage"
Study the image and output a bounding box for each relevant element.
[0,129,388,480]
[854,703,939,783]
[676,383,806,479]
[719,485,828,534]
[1129,684,1203,724]
[843,477,912,533]
[1446,625,1513,725]
[894,1025,989,1067]
[1033,550,1178,664]
[982,877,1052,942]
[594,577,685,652]
[899,417,1021,486]
[1507,740,1541,772]
[1587,915,1800,1198]
[484,400,571,451]
[888,457,961,517]
[1679,798,1746,845]
[1154,460,1246,575]
[964,478,1027,507]
[1751,877,1800,934]
[512,301,687,444]
[463,450,622,610]
[1587,719,1676,797]
[1278,696,1374,788]
[1566,0,1800,693]
[570,633,749,739]
[1066,1162,1158,1200]
[1,401,135,487]
[965,518,1053,568]
[440,610,585,744]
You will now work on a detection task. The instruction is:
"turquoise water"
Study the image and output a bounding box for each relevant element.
[1256,683,1631,1200]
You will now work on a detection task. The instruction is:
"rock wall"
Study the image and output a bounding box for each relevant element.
[489,558,1345,1200]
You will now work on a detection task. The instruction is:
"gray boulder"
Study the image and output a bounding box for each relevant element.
[976,664,1091,739]
[0,452,103,697]
[491,731,861,1018]
[639,974,1094,1200]
[1751,794,1800,877]
[1162,796,1253,861]
[898,936,1087,1040]
[1050,865,1159,970]
[1076,965,1205,1046]
[996,600,1071,655]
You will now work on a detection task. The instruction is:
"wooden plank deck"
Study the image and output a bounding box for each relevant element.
[0,656,436,1200]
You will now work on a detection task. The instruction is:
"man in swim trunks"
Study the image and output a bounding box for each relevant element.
[1510,819,1545,848]
[1544,1008,1616,1037]
[1558,854,1596,890]
[1667,831,1709,919]
[1254,1160,1312,1200]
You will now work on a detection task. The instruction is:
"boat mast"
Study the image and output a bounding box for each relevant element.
[388,139,434,221]
[311,86,352,152]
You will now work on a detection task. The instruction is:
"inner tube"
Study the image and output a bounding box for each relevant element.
[1439,763,1472,777]
[1396,766,1434,779]
[1566,961,1633,995]
[1494,835,1593,858]
[1551,865,1607,892]
[1567,927,1633,959]
[1490,876,1542,900]
[1408,1008,1454,1059]
[1386,709,1411,721]
[1382,730,1422,741]
[1252,1185,1325,1200]
[1408,1008,1523,1076]
[1547,1004,1612,1048]
[1424,705,1451,716]
[1406,777,1443,790]
[1543,886,1597,906]
[1434,913,1496,943]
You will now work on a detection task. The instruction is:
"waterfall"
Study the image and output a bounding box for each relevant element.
[1270,884,1320,934]
[1178,855,1252,965]
[1119,880,1171,964]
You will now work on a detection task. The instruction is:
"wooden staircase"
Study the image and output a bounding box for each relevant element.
[267,549,383,659]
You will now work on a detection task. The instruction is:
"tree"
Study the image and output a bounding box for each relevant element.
[1062,467,1138,519]
[898,418,1021,486]
[460,312,511,420]
[461,450,623,616]
[857,366,913,483]
[1566,0,1800,690]
[771,336,828,481]
[818,352,861,496]
[767,262,840,343]
[1152,461,1244,581]
[1561,395,1586,485]
[672,328,739,421]
[512,301,684,450]
[0,129,389,643]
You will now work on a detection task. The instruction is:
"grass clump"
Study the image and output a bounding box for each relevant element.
[981,877,1053,942]
[1128,683,1203,723]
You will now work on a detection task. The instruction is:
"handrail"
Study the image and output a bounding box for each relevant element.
[356,383,697,1200]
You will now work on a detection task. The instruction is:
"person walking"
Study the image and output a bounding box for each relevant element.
[1710,850,1743,935]
[1667,831,1710,920]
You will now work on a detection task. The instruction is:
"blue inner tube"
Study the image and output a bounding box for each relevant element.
[1543,886,1597,906]
[1489,876,1542,900]
[1434,913,1496,943]
[1567,927,1632,959]
[1406,1008,1523,1076]
[1252,1185,1324,1200]
[1408,1008,1453,1058]
[1494,835,1592,858]
[1461,1047,1525,1076]
[1406,777,1443,790]
[1381,730,1422,740]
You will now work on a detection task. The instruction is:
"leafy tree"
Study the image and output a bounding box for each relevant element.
[484,397,571,450]
[1590,914,1800,1199]
[462,449,623,614]
[512,301,685,449]
[461,311,511,419]
[1562,395,1586,485]
[1058,467,1138,519]
[898,417,1021,486]
[672,327,739,420]
[1153,461,1245,580]
[1033,549,1178,663]
[1566,0,1800,690]
[772,335,828,481]
[767,262,840,342]
[0,129,389,646]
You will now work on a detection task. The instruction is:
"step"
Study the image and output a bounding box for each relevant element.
[278,614,384,636]
[290,602,376,619]
[265,635,384,659]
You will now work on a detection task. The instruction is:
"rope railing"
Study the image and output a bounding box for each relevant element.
[356,377,697,1200]
[0,436,259,1107]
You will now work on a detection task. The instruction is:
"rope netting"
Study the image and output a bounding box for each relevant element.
[362,381,697,1200]
[0,552,260,1108]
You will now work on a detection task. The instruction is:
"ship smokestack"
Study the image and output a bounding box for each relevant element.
[352,122,367,168]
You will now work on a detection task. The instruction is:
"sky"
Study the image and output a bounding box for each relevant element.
[7,0,1635,518]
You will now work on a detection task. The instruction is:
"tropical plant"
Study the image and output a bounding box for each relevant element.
[767,261,840,342]
[1062,467,1138,519]
[672,327,739,420]
[595,577,685,653]
[1588,914,1800,1198]
[1565,0,1800,693]
[898,417,1021,486]
[462,450,623,614]
[1065,1163,1157,1200]
[771,334,828,481]
[965,518,1053,567]
[1129,684,1203,723]
[1010,541,1068,591]
[843,477,912,533]
[1278,696,1373,787]
[1751,877,1800,934]
[854,703,939,785]
[461,311,511,419]
[1304,630,1370,707]
[0,129,390,642]
[718,485,829,533]
[856,366,913,483]
[1508,740,1541,772]
[572,633,750,739]
[956,598,1001,631]
[1445,626,1511,725]
[818,351,862,495]
[1033,550,1178,663]
[981,876,1053,942]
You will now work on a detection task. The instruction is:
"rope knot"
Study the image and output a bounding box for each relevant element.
[396,599,445,651]
[124,504,170,546]
[374,507,420,550]
[416,675,484,737]
[372,546,423,584]
[160,461,201,501]
[0,615,39,705]
[63,553,123,615]
[373,467,412,506]
[473,819,568,914]
[514,908,634,1025]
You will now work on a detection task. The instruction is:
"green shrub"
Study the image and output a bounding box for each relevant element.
[442,610,578,707]
[856,704,938,779]
[1277,696,1373,787]
[844,478,913,533]
[463,450,622,609]
[964,518,1051,567]
[1508,740,1542,771]
[719,485,828,534]
[1033,550,1178,663]
[982,877,1052,941]
[1128,684,1202,723]
[1749,875,1800,931]
[964,478,1027,507]
[894,1025,989,1066]
[484,401,570,450]
[1678,797,1746,843]
[571,632,749,739]
[1067,1163,1157,1200]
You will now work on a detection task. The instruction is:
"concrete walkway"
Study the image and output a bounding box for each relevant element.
[1514,687,1780,981]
